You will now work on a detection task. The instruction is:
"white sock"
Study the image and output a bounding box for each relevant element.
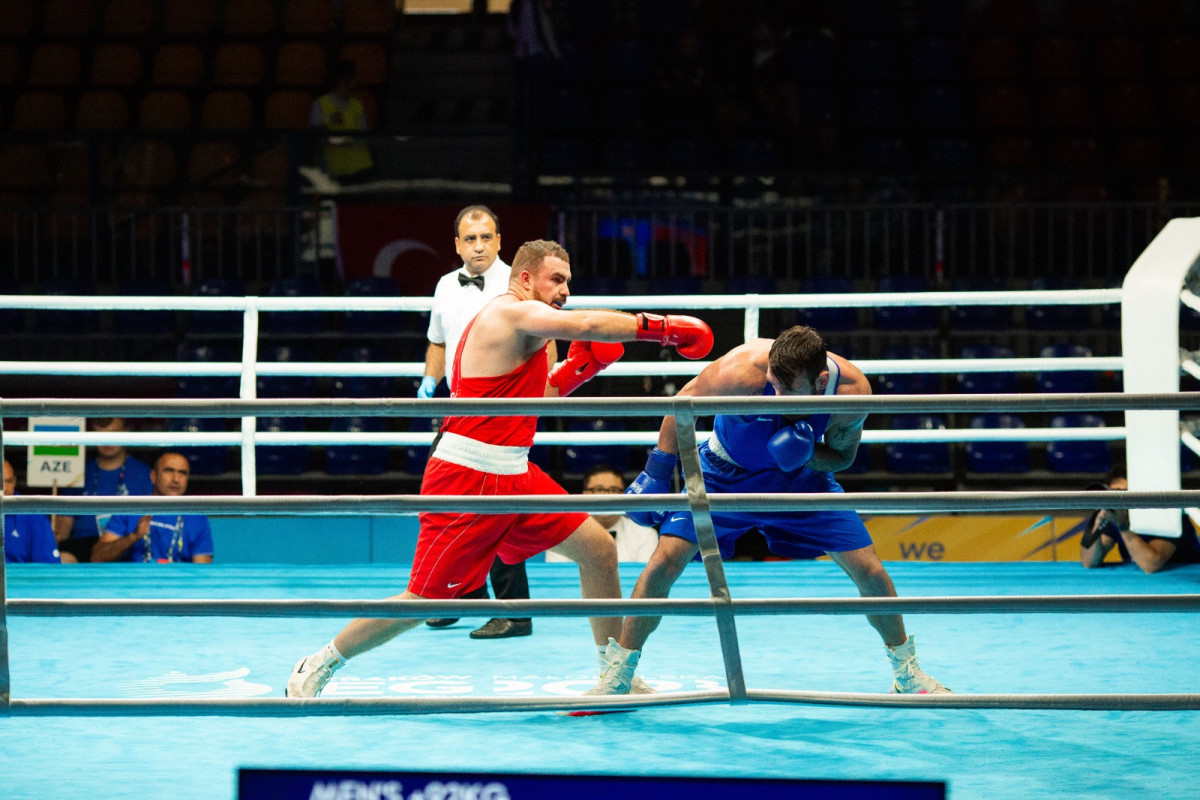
[320,640,347,668]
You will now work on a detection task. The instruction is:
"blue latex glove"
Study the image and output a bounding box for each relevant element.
[418,376,437,399]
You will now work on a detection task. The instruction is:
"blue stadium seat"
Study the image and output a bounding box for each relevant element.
[38,279,100,332]
[256,344,314,398]
[404,417,440,475]
[956,345,1019,393]
[1046,413,1113,473]
[263,276,324,334]
[325,416,389,474]
[167,417,229,475]
[850,85,905,129]
[114,279,175,334]
[877,345,940,394]
[189,277,245,334]
[0,279,22,330]
[564,418,630,475]
[923,136,973,168]
[909,38,964,81]
[965,414,1030,474]
[332,345,395,398]
[176,343,238,397]
[1034,343,1098,393]
[342,276,401,335]
[873,276,936,331]
[800,276,858,331]
[257,416,308,475]
[886,414,952,473]
[949,277,1012,330]
[1026,276,1089,331]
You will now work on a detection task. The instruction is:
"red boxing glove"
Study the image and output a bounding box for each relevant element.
[547,340,625,396]
[635,313,714,360]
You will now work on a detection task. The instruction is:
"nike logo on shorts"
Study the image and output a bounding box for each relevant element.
[447,582,462,588]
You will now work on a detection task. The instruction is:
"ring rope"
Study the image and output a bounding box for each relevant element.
[9,595,1200,618]
[6,489,1200,517]
[4,391,1198,420]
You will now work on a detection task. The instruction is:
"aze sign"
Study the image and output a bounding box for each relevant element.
[26,417,85,489]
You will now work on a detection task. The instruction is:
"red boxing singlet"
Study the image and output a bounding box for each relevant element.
[440,312,547,447]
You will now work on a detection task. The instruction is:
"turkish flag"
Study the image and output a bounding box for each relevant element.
[335,204,552,297]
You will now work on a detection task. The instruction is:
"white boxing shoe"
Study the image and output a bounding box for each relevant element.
[285,644,344,698]
[886,635,952,695]
[585,637,642,696]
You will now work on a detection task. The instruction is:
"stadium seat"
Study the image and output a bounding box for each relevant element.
[29,44,82,87]
[956,345,1019,394]
[885,414,952,474]
[965,414,1030,474]
[36,279,99,333]
[909,37,963,81]
[1031,37,1084,80]
[139,91,194,131]
[800,276,858,331]
[1046,414,1113,474]
[949,276,1012,330]
[261,276,324,334]
[339,43,389,86]
[150,44,206,88]
[264,90,314,130]
[877,345,941,395]
[189,277,246,334]
[283,0,335,35]
[212,44,268,88]
[74,90,130,130]
[975,85,1031,130]
[344,0,395,34]
[968,36,1021,81]
[257,345,315,399]
[176,343,238,398]
[162,0,215,34]
[332,346,395,398]
[1034,344,1098,393]
[167,417,229,475]
[1026,276,1089,331]
[342,276,401,335]
[43,0,95,35]
[113,280,175,334]
[200,91,256,130]
[257,416,309,475]
[88,43,143,87]
[12,92,69,131]
[404,417,440,475]
[325,416,389,475]
[103,0,156,35]
[224,0,274,34]
[564,419,630,475]
[873,276,936,331]
[275,41,328,87]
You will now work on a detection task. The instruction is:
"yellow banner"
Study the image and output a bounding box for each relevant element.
[863,515,1100,562]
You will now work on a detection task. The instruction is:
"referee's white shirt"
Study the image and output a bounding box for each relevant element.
[426,259,511,391]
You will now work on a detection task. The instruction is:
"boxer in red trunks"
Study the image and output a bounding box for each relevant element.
[287,239,714,697]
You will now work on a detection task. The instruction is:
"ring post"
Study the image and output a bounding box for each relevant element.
[1121,217,1200,536]
[239,300,260,497]
[673,398,747,703]
[1,405,11,715]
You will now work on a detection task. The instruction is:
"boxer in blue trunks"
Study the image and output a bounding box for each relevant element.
[587,325,951,695]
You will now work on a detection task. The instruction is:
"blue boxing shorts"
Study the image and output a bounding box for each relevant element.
[658,442,873,559]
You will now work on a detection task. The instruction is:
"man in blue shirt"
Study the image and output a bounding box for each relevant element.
[91,452,213,564]
[3,459,61,564]
[54,417,154,563]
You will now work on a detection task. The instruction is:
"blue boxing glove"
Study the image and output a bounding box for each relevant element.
[625,447,679,528]
[418,376,437,399]
[767,421,816,472]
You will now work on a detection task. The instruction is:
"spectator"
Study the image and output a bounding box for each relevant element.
[91,453,213,564]
[547,464,659,563]
[309,59,375,183]
[54,418,154,563]
[3,459,61,564]
[1080,468,1200,573]
[420,205,533,640]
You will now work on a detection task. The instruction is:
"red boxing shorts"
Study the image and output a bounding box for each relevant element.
[408,456,588,599]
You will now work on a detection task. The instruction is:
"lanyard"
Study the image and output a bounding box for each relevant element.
[142,515,185,563]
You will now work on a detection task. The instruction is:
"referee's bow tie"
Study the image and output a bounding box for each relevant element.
[458,273,485,290]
